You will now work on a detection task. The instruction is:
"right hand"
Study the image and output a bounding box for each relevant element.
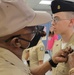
[67,52,74,69]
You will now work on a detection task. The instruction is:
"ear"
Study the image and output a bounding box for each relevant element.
[10,37,21,47]
[70,19,74,26]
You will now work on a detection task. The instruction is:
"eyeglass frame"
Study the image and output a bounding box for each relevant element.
[51,16,72,23]
[5,26,44,48]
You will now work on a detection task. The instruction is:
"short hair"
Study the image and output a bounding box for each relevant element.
[66,12,74,19]
[65,0,74,2]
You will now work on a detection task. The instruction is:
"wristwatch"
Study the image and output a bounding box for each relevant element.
[49,58,58,67]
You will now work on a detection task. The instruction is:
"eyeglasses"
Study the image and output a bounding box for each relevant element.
[5,26,44,42]
[52,17,70,23]
[5,26,45,49]
[5,32,35,42]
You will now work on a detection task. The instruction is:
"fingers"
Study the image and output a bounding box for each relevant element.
[68,52,74,57]
[53,47,74,63]
[66,51,74,63]
[57,47,73,60]
[66,47,73,53]
[59,50,69,58]
[67,52,74,67]
[62,47,73,57]
[64,47,71,53]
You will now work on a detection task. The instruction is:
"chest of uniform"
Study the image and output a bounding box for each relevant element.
[52,42,61,56]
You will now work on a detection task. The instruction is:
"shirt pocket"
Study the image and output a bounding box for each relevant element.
[56,63,69,75]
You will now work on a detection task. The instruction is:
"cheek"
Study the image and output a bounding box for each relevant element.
[20,34,35,48]
[23,34,34,41]
[54,24,64,34]
[57,26,68,34]
[20,40,29,48]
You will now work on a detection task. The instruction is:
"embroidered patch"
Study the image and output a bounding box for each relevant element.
[40,47,44,51]
[57,5,61,9]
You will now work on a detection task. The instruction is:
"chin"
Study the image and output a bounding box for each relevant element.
[55,32,60,35]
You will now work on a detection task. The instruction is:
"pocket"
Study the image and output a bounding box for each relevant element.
[54,63,69,75]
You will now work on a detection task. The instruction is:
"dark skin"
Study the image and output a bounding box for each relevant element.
[68,52,74,69]
[0,26,36,59]
[0,26,73,75]
[31,47,73,75]
[67,52,74,75]
[52,47,73,63]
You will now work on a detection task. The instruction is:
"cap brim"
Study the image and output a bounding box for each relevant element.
[27,11,52,26]
[0,0,52,37]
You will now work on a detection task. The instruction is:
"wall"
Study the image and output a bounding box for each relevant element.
[41,22,61,48]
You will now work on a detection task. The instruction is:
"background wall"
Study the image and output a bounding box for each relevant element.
[41,22,61,48]
[42,22,51,48]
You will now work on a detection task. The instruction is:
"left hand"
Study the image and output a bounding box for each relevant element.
[52,47,73,64]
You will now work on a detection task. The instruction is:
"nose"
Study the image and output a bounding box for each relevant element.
[51,20,55,26]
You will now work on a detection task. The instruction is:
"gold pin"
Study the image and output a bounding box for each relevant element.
[57,5,60,9]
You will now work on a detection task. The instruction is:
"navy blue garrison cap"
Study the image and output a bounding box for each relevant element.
[51,0,74,14]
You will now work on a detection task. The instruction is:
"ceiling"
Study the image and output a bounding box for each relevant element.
[26,0,53,14]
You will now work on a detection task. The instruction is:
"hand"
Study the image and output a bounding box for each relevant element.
[52,47,73,64]
[67,52,74,69]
